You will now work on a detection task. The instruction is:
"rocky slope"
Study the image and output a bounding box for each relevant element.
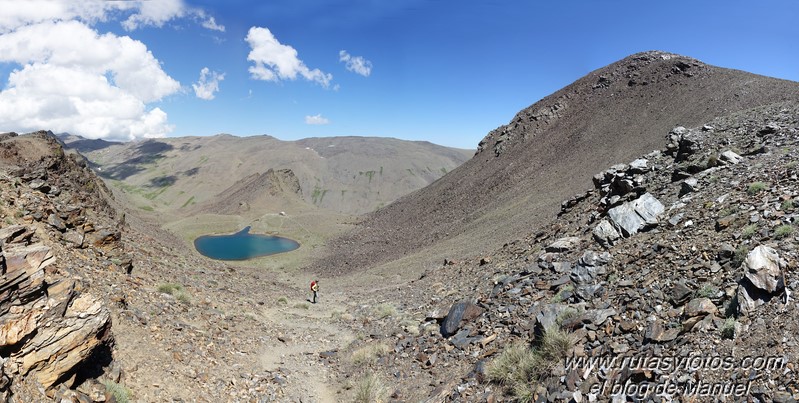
[0,131,128,401]
[313,51,799,275]
[329,101,799,402]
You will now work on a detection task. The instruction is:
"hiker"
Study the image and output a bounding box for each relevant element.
[310,280,319,303]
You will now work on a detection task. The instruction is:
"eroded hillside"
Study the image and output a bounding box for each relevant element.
[313,51,799,276]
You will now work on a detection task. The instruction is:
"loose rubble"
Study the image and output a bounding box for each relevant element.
[335,102,799,402]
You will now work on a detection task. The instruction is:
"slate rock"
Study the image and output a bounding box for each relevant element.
[720,150,743,165]
[546,237,582,253]
[644,320,680,343]
[592,219,620,248]
[440,301,484,338]
[628,158,649,174]
[737,246,786,315]
[47,214,66,232]
[606,193,664,237]
[679,177,699,196]
[669,282,692,305]
[684,298,718,317]
[742,245,785,293]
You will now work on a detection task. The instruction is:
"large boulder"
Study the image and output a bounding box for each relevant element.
[440,301,484,338]
[736,245,786,315]
[600,193,665,239]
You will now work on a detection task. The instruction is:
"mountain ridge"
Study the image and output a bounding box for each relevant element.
[312,50,799,276]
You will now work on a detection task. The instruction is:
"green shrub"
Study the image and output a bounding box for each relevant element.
[782,200,795,211]
[732,246,749,268]
[102,380,132,403]
[741,224,758,239]
[775,224,793,239]
[277,296,288,305]
[157,283,183,295]
[747,182,768,195]
[294,302,310,310]
[721,318,736,339]
[697,284,719,298]
[551,285,574,303]
[175,292,191,305]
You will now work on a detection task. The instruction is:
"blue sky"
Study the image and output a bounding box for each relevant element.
[0,1,797,149]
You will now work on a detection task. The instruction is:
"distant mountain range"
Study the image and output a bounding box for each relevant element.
[60,133,473,216]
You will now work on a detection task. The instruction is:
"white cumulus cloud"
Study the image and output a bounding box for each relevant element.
[200,15,225,32]
[121,0,186,30]
[0,20,180,140]
[0,0,222,33]
[305,114,330,125]
[339,50,372,77]
[246,26,332,88]
[192,67,225,100]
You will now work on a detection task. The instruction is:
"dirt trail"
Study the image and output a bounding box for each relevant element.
[258,290,356,402]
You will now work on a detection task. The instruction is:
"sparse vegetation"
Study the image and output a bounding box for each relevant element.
[180,195,195,208]
[277,296,288,305]
[311,185,329,205]
[102,380,132,403]
[706,155,719,169]
[157,283,183,294]
[741,224,758,239]
[351,342,391,366]
[157,283,190,305]
[747,181,768,195]
[717,207,734,218]
[399,318,421,336]
[782,199,795,211]
[488,326,575,401]
[774,224,793,239]
[175,292,191,305]
[721,317,736,339]
[556,306,581,325]
[353,373,388,403]
[294,302,310,310]
[698,284,719,298]
[732,246,749,268]
[374,303,397,319]
[551,285,574,303]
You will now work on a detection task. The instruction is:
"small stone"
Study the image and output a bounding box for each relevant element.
[684,298,718,317]
[670,282,692,305]
[546,237,582,253]
[719,150,743,164]
[679,177,699,196]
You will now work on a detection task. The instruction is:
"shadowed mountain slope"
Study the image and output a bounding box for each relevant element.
[313,51,799,274]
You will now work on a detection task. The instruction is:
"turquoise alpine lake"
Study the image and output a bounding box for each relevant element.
[193,226,299,260]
